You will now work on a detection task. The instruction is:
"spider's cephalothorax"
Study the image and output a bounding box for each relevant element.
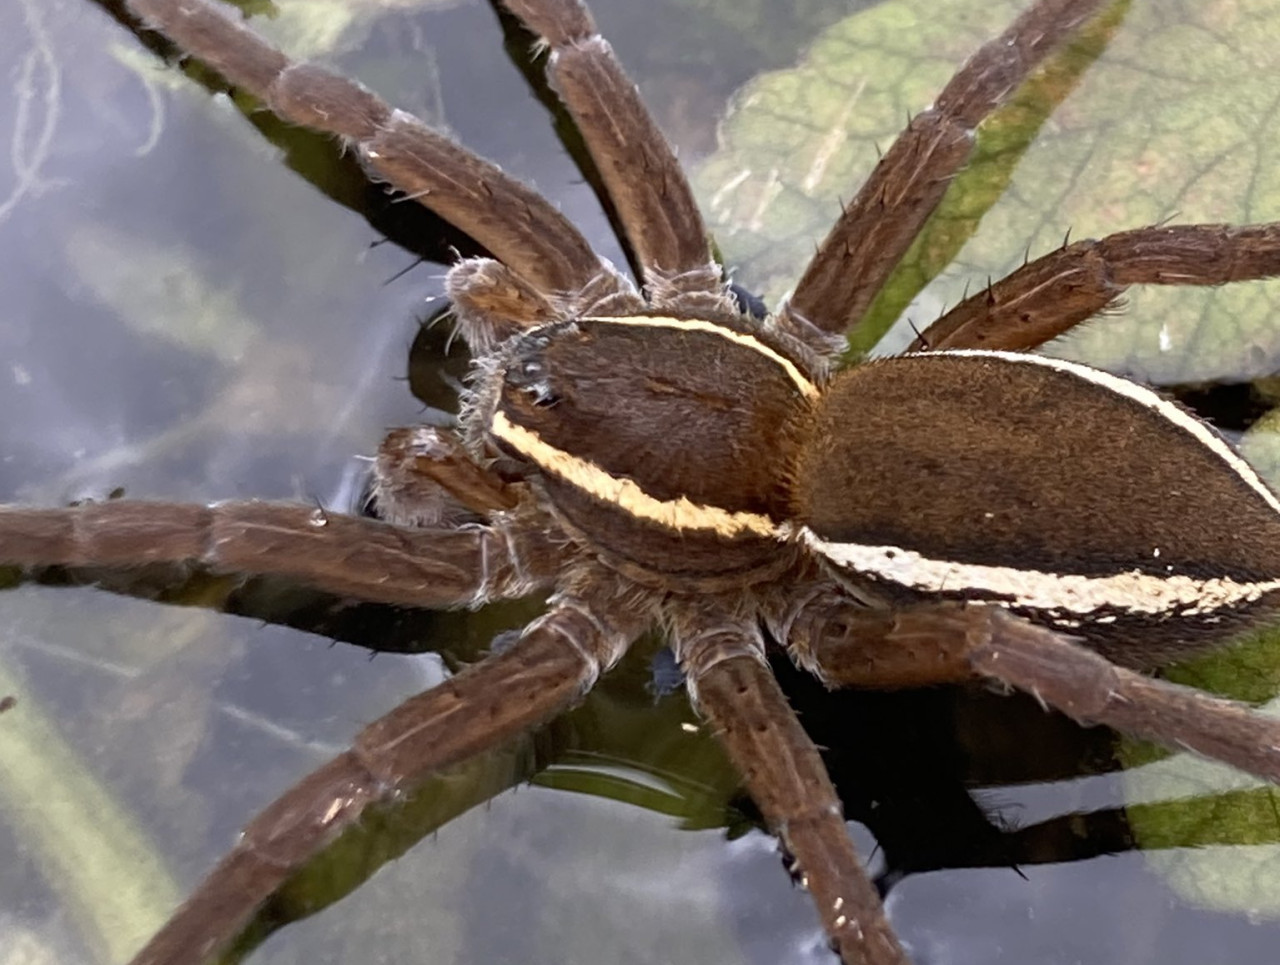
[11,1,1280,964]
[475,312,819,586]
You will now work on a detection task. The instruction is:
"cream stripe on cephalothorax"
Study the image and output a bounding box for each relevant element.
[490,412,783,538]
[488,313,819,539]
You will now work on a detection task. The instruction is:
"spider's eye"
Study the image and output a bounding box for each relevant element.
[502,354,559,407]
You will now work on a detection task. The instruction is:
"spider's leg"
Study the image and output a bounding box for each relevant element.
[123,580,646,965]
[673,613,910,965]
[783,0,1111,343]
[792,600,1280,786]
[502,0,728,309]
[908,222,1280,351]
[124,0,609,297]
[0,501,558,607]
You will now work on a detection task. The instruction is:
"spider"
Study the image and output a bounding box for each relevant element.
[6,0,1280,964]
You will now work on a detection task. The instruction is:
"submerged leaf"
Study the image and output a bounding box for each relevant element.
[64,222,257,363]
[696,0,1280,381]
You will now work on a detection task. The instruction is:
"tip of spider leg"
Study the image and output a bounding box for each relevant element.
[728,282,769,320]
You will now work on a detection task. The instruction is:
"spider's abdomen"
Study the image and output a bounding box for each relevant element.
[793,350,1280,664]
[486,315,817,586]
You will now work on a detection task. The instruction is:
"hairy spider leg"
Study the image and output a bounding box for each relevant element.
[503,0,727,306]
[674,611,911,965]
[783,0,1112,343]
[912,223,1280,350]
[0,502,556,608]
[784,597,1280,784]
[126,0,603,296]
[123,581,646,965]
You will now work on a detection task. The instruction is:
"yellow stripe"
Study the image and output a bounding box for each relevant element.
[491,412,781,538]
[579,315,820,400]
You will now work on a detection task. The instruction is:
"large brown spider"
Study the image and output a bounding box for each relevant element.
[6,1,1280,964]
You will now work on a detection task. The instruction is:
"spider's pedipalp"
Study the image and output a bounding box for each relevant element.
[672,612,910,965]
[447,255,647,354]
[502,0,730,306]
[910,222,1280,352]
[447,258,564,351]
[0,501,558,609]
[127,0,607,295]
[784,0,1112,343]
[372,426,521,526]
[125,579,647,965]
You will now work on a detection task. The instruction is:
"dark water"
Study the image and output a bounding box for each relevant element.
[2,1,1280,964]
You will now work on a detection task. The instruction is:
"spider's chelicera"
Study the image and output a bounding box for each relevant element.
[8,0,1280,963]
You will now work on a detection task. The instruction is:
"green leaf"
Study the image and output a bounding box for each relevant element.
[1119,625,1280,916]
[695,0,1280,382]
[0,651,182,964]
